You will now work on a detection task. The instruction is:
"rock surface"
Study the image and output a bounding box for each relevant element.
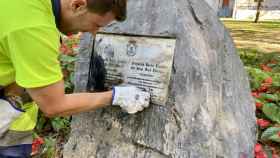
[204,0,220,13]
[63,0,256,157]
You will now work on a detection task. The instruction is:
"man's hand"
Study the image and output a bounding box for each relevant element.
[112,86,150,114]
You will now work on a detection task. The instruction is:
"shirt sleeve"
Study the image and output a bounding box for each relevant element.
[7,26,63,88]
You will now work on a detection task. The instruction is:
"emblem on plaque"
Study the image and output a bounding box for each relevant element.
[126,40,137,57]
[104,44,114,58]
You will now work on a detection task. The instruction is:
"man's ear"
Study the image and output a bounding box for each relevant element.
[71,0,88,13]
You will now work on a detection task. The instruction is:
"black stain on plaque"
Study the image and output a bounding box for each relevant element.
[87,41,107,92]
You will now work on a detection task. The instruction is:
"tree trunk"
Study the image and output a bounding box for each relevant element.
[63,0,256,157]
[254,0,263,23]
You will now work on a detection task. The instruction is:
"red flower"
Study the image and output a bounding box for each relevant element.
[72,44,79,49]
[264,77,273,85]
[33,137,44,145]
[60,43,73,55]
[258,77,273,93]
[255,143,263,153]
[31,137,44,155]
[252,92,260,98]
[254,143,268,158]
[258,85,268,93]
[260,64,272,72]
[255,102,263,109]
[59,44,67,53]
[67,33,74,37]
[255,152,268,158]
[257,119,270,128]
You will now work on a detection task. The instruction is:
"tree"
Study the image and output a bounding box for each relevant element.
[64,0,256,157]
[254,0,264,23]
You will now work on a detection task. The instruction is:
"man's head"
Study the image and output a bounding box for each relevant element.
[86,0,126,22]
[60,0,127,35]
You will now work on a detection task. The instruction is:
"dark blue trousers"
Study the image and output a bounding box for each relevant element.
[0,145,31,158]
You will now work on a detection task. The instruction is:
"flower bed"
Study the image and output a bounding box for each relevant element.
[240,49,280,158]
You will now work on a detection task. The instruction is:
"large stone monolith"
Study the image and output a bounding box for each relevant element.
[63,0,256,157]
[204,0,220,13]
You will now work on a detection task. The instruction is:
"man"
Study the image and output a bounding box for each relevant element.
[0,0,150,157]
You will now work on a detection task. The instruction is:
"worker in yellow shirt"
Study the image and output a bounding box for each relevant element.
[0,0,150,157]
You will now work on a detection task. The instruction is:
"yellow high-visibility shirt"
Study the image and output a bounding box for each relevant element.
[0,0,63,88]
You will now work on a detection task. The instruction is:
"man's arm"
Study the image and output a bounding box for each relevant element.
[27,80,112,118]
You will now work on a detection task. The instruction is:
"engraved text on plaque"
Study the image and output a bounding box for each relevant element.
[94,33,176,105]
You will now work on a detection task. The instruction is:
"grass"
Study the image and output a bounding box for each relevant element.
[223,20,280,53]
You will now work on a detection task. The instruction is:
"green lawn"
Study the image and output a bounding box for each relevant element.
[223,20,280,53]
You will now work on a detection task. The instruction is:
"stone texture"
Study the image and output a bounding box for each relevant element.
[63,0,257,157]
[204,0,220,13]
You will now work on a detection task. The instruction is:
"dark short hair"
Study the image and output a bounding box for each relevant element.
[86,0,127,22]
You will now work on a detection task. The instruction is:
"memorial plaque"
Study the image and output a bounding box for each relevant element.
[94,33,176,105]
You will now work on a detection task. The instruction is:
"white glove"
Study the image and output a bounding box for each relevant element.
[112,86,150,114]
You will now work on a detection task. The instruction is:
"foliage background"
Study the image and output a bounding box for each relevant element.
[225,20,280,158]
[32,34,80,158]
